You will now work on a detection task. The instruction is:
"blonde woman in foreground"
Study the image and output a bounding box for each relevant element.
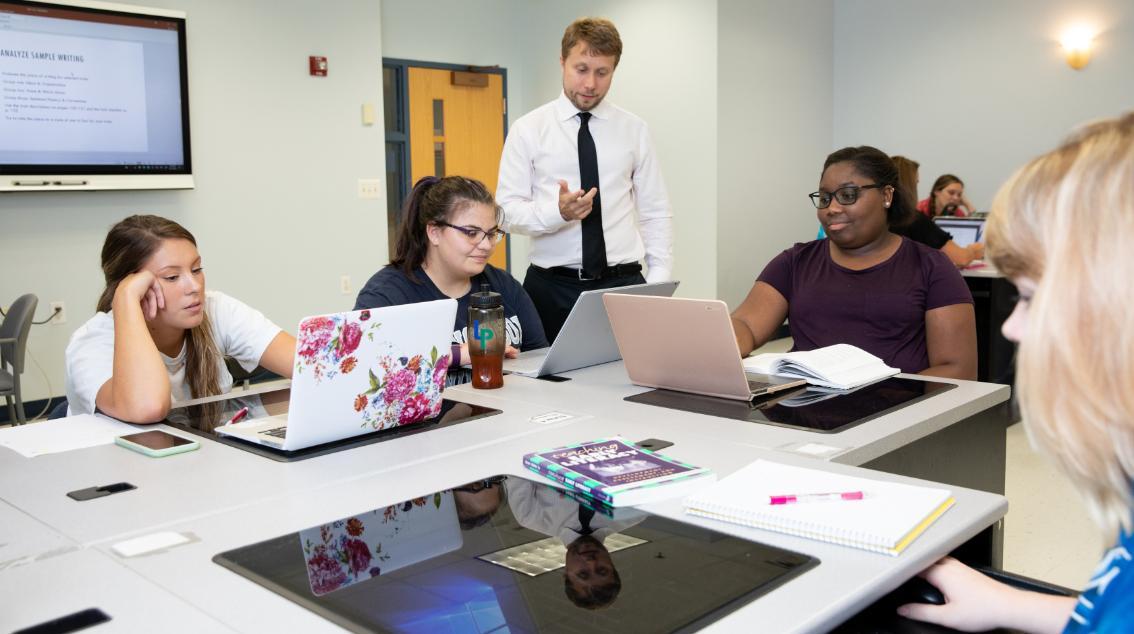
[900,112,1134,632]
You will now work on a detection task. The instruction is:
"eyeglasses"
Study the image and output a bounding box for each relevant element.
[809,184,885,209]
[436,221,506,244]
[453,476,506,493]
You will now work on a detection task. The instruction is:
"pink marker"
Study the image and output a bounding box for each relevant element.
[223,406,249,426]
[769,491,865,505]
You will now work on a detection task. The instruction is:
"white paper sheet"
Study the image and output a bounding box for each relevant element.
[0,414,142,458]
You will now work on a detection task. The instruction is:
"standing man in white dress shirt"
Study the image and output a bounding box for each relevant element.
[497,17,674,342]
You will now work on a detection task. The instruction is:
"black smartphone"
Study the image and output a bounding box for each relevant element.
[635,438,674,452]
[14,607,111,634]
[66,482,136,501]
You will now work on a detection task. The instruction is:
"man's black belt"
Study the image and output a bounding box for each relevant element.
[534,263,642,281]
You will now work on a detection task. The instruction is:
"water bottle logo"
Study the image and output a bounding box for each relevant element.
[472,319,495,351]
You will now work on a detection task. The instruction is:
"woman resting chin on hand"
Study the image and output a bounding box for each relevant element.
[65,215,296,424]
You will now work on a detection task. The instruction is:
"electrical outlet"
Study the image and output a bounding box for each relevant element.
[340,275,352,295]
[358,178,382,199]
[49,301,66,324]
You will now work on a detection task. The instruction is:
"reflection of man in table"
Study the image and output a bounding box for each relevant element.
[452,476,506,530]
[504,477,644,608]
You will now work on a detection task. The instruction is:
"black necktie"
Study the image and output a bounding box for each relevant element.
[576,503,596,536]
[578,112,607,278]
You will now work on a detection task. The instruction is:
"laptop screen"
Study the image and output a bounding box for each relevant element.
[934,218,985,247]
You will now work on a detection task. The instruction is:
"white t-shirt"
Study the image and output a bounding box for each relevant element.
[503,478,645,546]
[64,290,282,416]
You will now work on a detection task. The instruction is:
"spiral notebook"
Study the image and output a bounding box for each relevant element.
[683,460,955,556]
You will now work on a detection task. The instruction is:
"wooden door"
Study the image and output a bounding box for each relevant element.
[407,67,508,270]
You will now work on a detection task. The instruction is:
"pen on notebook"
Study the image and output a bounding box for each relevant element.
[223,406,249,426]
[769,491,865,505]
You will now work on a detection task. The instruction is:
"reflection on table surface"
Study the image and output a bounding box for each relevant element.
[215,475,818,632]
[162,389,501,462]
[626,377,956,433]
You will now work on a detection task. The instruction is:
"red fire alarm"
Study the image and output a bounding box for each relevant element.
[309,56,328,77]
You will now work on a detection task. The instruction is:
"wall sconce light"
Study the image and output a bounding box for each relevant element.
[1061,26,1094,70]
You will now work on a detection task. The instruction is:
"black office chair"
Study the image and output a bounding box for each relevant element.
[1,294,39,425]
[47,400,70,420]
[224,355,284,390]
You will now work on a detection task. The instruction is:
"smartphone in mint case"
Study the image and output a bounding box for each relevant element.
[115,430,200,457]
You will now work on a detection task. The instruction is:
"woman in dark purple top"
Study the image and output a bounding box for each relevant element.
[731,146,977,378]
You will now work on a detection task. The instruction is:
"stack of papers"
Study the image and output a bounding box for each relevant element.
[0,414,141,458]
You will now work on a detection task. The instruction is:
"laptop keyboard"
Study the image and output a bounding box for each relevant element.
[504,349,549,374]
[262,426,288,438]
[747,378,774,392]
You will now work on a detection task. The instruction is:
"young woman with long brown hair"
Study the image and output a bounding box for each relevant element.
[65,215,295,423]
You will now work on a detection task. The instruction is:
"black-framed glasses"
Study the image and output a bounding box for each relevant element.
[809,184,885,209]
[453,475,506,493]
[436,221,506,244]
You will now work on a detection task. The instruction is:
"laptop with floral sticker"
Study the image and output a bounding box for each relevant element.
[217,299,457,451]
[299,490,462,596]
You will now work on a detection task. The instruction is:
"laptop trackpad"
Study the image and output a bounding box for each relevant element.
[216,414,288,437]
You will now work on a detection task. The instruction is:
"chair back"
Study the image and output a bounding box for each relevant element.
[0,294,39,374]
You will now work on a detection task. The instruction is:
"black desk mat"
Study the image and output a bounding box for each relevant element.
[214,475,818,632]
[624,377,956,433]
[165,395,501,462]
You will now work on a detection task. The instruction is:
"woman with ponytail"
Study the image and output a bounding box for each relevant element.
[65,215,296,423]
[355,176,547,385]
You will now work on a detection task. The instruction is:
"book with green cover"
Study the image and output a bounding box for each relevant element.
[522,436,715,507]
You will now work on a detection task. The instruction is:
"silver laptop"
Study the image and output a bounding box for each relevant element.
[505,281,679,377]
[217,299,457,451]
[603,294,806,401]
[933,217,986,247]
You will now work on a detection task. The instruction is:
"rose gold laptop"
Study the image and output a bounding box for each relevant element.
[602,294,806,401]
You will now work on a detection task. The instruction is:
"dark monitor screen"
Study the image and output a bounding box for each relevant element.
[163,391,501,462]
[625,377,956,433]
[214,476,818,632]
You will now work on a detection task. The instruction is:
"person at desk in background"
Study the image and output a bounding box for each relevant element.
[496,17,674,342]
[919,174,976,218]
[892,156,984,267]
[900,113,1134,633]
[65,215,295,424]
[504,477,645,609]
[354,176,547,386]
[731,146,977,380]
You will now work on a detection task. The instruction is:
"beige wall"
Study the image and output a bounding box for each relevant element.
[7,0,1133,406]
[0,0,386,404]
[717,0,835,309]
[833,0,1134,209]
